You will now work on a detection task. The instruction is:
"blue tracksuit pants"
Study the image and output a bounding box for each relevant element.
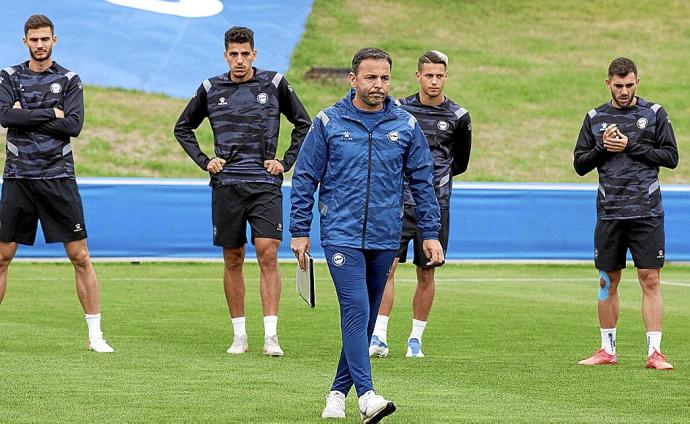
[324,246,397,397]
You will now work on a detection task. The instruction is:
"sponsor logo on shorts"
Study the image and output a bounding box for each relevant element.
[277,222,283,231]
[50,83,62,94]
[387,131,399,142]
[74,223,83,232]
[257,93,268,104]
[332,253,346,267]
[636,118,648,129]
[218,97,227,106]
[657,249,664,259]
[437,120,449,131]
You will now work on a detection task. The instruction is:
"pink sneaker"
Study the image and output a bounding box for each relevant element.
[578,348,618,365]
[646,349,673,370]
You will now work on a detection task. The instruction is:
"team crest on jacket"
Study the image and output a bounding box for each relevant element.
[50,83,62,94]
[332,253,346,267]
[387,131,399,142]
[437,120,448,131]
[257,93,268,104]
[636,118,648,129]
[343,131,352,141]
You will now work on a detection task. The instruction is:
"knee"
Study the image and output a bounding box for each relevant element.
[0,253,12,269]
[256,247,278,271]
[639,270,661,293]
[68,248,92,269]
[223,254,244,272]
[0,246,16,269]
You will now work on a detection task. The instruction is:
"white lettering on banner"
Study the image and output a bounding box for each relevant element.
[105,0,223,18]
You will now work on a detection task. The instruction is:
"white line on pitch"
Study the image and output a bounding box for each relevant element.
[12,277,690,287]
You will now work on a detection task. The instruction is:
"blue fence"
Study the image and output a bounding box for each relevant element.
[6,178,690,261]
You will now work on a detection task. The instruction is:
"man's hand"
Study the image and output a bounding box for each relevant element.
[13,101,21,109]
[207,157,226,174]
[264,160,285,175]
[603,125,628,152]
[423,239,444,266]
[53,108,64,118]
[291,237,310,271]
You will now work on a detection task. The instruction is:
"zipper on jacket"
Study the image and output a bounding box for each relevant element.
[361,131,373,249]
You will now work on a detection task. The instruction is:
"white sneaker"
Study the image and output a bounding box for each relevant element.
[321,390,346,419]
[358,390,395,423]
[368,335,389,358]
[405,338,425,358]
[263,335,284,357]
[88,338,115,353]
[226,334,248,354]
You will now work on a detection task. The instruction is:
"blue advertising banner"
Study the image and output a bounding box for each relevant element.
[6,179,690,262]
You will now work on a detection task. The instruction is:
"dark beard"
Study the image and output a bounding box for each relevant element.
[30,47,52,62]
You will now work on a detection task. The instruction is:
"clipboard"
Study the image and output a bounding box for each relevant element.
[296,252,315,308]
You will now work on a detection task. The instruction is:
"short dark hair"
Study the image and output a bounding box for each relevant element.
[24,15,54,36]
[608,57,637,78]
[418,50,448,71]
[351,47,392,75]
[225,26,254,49]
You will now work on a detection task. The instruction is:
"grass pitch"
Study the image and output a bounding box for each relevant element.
[1,262,689,423]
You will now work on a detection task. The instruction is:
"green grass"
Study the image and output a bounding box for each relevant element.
[1,262,689,423]
[2,0,688,182]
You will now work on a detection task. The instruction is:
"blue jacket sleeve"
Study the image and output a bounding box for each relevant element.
[405,120,440,239]
[289,115,328,237]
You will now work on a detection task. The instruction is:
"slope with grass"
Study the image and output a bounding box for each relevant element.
[1,0,688,182]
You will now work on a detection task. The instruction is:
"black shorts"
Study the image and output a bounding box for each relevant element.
[397,205,449,268]
[212,182,283,248]
[0,178,87,245]
[594,216,665,271]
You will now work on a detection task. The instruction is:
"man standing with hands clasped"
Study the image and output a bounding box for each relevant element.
[175,26,311,357]
[574,57,678,370]
[290,47,443,422]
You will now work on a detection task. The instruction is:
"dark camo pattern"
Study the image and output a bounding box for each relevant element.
[0,61,83,179]
[174,68,310,187]
[398,94,472,207]
[574,97,678,220]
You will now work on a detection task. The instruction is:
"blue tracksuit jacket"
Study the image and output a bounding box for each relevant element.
[290,89,440,250]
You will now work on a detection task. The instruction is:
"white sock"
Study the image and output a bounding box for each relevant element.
[85,313,103,342]
[231,317,246,338]
[373,315,389,341]
[264,315,278,338]
[409,319,427,342]
[646,331,662,356]
[600,328,616,355]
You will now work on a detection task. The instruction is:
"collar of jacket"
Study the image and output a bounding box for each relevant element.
[224,67,262,85]
[22,60,59,74]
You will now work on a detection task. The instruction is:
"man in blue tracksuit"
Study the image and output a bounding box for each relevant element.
[290,48,443,423]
